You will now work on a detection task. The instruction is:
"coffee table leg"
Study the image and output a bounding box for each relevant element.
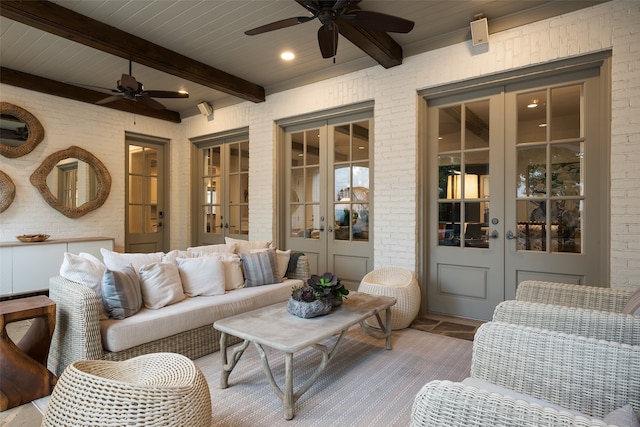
[219,332,250,388]
[284,352,294,420]
[384,307,392,350]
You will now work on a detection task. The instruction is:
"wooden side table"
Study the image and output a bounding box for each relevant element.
[0,295,57,411]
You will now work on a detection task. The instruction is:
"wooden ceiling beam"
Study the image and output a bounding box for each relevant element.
[0,67,182,123]
[337,22,404,69]
[0,0,265,103]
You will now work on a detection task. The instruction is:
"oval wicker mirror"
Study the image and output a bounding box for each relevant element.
[30,146,111,218]
[0,170,16,213]
[0,102,45,158]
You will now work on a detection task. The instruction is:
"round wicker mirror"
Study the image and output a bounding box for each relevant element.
[30,146,111,218]
[0,170,16,213]
[0,102,45,158]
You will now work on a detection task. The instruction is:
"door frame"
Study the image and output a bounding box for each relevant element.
[418,51,611,316]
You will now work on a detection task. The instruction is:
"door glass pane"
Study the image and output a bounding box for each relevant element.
[464,202,487,248]
[334,124,350,163]
[306,204,320,239]
[129,176,143,203]
[239,141,249,172]
[306,167,319,203]
[517,146,547,197]
[352,121,369,161]
[465,101,490,149]
[438,202,461,246]
[438,106,461,152]
[551,199,581,253]
[551,142,583,197]
[129,206,143,234]
[306,130,320,166]
[229,143,239,173]
[229,175,239,203]
[291,132,304,167]
[517,90,547,143]
[516,200,546,251]
[551,85,581,140]
[464,151,488,198]
[128,146,158,235]
[438,155,461,199]
[229,205,240,234]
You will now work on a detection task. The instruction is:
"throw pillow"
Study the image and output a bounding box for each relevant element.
[622,287,640,315]
[59,252,108,320]
[162,249,197,264]
[138,262,186,309]
[101,248,164,273]
[176,257,226,297]
[603,404,640,427]
[101,265,143,320]
[251,248,290,281]
[240,249,279,287]
[203,252,245,290]
[225,237,271,254]
[187,243,237,255]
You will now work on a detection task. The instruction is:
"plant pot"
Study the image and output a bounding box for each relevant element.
[286,297,332,318]
[328,293,343,307]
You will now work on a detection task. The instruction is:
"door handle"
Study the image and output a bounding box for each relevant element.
[488,230,498,239]
[157,221,163,227]
[319,225,325,232]
[328,227,334,233]
[506,230,516,240]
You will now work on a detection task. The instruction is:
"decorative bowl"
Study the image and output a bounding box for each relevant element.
[16,234,50,243]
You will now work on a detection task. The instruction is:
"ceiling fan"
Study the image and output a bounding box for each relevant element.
[94,61,189,110]
[245,0,414,59]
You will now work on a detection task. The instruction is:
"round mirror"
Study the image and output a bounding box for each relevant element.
[30,146,111,218]
[0,102,45,158]
[0,170,16,213]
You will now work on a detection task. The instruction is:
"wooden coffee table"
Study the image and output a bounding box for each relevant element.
[214,291,396,420]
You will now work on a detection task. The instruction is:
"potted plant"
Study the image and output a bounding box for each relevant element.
[286,272,349,318]
[307,272,349,307]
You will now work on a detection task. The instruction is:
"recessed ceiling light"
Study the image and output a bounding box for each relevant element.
[281,51,295,61]
[538,123,547,127]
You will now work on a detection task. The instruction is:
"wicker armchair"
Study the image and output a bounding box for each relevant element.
[516,280,634,312]
[411,322,640,426]
[493,300,640,345]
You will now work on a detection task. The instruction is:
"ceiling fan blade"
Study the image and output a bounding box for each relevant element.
[136,95,166,110]
[142,90,189,99]
[64,81,120,93]
[96,94,123,105]
[245,16,314,36]
[318,22,339,58]
[348,10,415,33]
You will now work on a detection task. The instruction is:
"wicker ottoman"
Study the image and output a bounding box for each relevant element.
[42,353,211,427]
[358,267,421,329]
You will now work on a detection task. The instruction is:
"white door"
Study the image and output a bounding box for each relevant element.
[427,69,606,320]
[125,136,167,253]
[284,114,373,288]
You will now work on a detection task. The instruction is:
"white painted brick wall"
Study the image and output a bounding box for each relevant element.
[2,1,638,289]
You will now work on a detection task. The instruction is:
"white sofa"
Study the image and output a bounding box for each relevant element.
[47,247,309,377]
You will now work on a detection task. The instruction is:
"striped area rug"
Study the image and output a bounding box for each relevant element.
[195,327,473,426]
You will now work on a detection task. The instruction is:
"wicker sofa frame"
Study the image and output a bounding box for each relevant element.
[47,255,310,377]
[411,322,640,426]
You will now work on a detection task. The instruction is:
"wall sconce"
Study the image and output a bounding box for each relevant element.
[447,173,479,199]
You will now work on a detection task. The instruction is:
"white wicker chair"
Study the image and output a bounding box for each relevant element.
[411,322,640,427]
[42,353,212,427]
[358,267,420,329]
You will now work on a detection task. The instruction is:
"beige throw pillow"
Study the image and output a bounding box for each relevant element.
[203,252,245,290]
[187,243,238,255]
[225,237,271,254]
[101,248,164,273]
[59,252,108,320]
[176,257,226,297]
[138,262,185,309]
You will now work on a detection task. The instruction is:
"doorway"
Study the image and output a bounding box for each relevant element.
[125,132,169,253]
[281,109,373,288]
[424,57,609,320]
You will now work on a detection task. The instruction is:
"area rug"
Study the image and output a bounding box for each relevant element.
[31,328,472,426]
[196,327,472,426]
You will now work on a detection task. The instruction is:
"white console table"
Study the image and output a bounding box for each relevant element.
[0,237,114,297]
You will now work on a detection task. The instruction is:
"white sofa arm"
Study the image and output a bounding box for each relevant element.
[411,380,611,427]
[48,275,105,376]
[493,300,640,345]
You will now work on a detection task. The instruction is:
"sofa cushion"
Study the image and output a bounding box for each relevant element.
[225,237,271,254]
[241,249,279,287]
[59,252,108,320]
[187,243,237,255]
[622,287,640,316]
[101,265,143,320]
[138,262,186,309]
[202,252,244,290]
[100,279,301,352]
[176,256,226,296]
[603,404,640,427]
[101,248,164,273]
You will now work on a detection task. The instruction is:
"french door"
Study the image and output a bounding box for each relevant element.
[193,133,249,246]
[125,133,168,253]
[283,112,373,288]
[427,68,607,320]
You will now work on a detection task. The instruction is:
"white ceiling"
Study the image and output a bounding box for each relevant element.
[0,0,606,119]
